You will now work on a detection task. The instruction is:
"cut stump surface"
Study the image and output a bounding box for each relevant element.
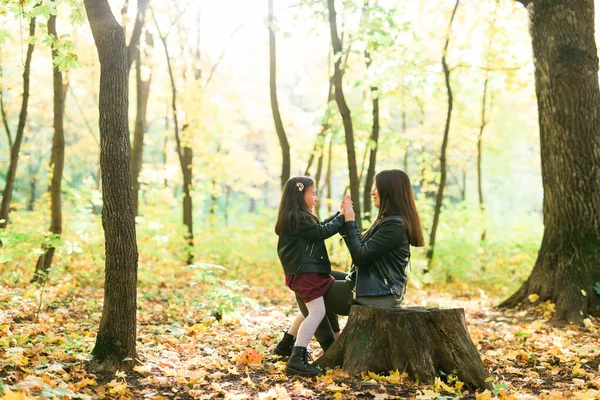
[316,305,492,390]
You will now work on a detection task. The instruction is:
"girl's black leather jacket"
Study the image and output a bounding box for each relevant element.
[342,215,410,297]
[277,212,345,275]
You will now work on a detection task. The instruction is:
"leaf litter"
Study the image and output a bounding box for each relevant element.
[1,268,599,399]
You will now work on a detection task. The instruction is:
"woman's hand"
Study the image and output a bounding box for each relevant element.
[341,194,355,221]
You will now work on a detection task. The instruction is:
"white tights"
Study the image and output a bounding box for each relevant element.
[293,297,326,348]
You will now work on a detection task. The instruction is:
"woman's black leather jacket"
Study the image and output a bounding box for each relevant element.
[342,215,410,297]
[277,212,345,275]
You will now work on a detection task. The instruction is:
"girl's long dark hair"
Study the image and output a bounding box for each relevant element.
[275,176,318,236]
[374,169,425,247]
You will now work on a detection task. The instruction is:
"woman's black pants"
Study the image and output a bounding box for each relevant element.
[295,269,353,351]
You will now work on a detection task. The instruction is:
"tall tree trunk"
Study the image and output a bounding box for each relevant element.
[268,0,290,189]
[33,12,66,283]
[182,142,193,265]
[327,0,361,230]
[477,73,489,242]
[426,0,460,267]
[128,0,151,217]
[0,64,12,150]
[130,36,152,216]
[0,13,37,230]
[27,151,38,211]
[126,0,149,71]
[363,50,379,223]
[500,0,600,324]
[326,133,333,215]
[84,0,139,372]
[155,13,194,264]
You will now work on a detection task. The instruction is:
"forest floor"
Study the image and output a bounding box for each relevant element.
[1,266,599,400]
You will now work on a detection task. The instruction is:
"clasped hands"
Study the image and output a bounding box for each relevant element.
[340,194,355,221]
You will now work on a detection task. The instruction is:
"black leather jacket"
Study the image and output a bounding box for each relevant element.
[277,212,345,275]
[342,215,410,297]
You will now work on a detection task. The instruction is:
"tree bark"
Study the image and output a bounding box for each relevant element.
[500,0,600,323]
[317,305,492,390]
[268,0,290,189]
[33,12,66,283]
[426,0,460,267]
[327,0,361,230]
[84,0,139,372]
[0,12,37,230]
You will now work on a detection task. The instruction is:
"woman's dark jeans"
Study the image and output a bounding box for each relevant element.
[295,269,353,351]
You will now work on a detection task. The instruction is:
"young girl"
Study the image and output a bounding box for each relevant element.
[274,176,345,377]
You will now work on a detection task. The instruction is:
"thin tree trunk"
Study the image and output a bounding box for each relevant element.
[126,0,149,71]
[128,0,151,217]
[268,0,290,189]
[0,12,37,230]
[500,0,600,324]
[130,35,152,216]
[162,103,169,188]
[154,11,194,264]
[327,0,361,230]
[477,74,489,242]
[84,0,139,372]
[426,0,460,267]
[0,64,12,150]
[182,142,193,265]
[32,12,66,283]
[363,50,379,223]
[326,133,333,215]
[27,150,38,211]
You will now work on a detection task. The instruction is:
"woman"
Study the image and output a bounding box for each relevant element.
[297,169,424,349]
[341,168,425,308]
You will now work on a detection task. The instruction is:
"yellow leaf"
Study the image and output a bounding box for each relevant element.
[581,290,587,296]
[573,364,588,377]
[115,370,127,379]
[326,384,348,393]
[107,380,128,394]
[573,389,600,400]
[476,390,492,400]
[1,389,29,400]
[528,294,539,303]
[74,378,96,389]
[434,377,456,393]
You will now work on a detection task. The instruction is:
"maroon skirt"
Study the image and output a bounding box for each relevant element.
[285,273,335,303]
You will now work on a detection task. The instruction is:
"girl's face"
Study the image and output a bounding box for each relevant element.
[371,182,380,208]
[304,185,318,212]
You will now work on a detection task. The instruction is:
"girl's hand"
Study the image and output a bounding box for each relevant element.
[341,195,355,221]
[340,194,351,212]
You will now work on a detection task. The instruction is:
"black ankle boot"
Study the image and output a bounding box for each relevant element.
[274,332,295,357]
[285,346,321,377]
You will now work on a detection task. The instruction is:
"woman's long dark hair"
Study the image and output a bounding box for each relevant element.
[275,176,318,236]
[374,169,425,247]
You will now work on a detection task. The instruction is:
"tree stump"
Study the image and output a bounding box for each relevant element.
[316,305,492,390]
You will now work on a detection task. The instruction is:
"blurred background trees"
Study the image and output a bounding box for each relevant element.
[4,0,596,325]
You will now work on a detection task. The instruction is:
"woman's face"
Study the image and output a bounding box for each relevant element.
[371,182,380,208]
[304,185,318,212]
